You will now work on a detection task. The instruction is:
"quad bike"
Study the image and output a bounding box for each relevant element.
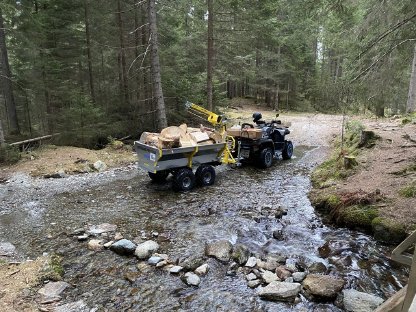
[231,112,293,168]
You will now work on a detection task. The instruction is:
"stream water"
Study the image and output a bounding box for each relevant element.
[0,145,408,311]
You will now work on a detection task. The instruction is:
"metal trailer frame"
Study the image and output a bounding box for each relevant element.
[134,141,227,173]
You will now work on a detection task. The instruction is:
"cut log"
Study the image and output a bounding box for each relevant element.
[189,131,210,143]
[179,133,197,147]
[160,126,185,142]
[139,132,160,147]
[344,156,358,169]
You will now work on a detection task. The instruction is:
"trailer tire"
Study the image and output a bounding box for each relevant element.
[196,165,216,186]
[148,170,169,183]
[258,147,273,168]
[282,141,293,160]
[172,168,195,192]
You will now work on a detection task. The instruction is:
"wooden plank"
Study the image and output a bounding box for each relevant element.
[403,248,416,311]
[392,231,416,266]
[374,285,406,312]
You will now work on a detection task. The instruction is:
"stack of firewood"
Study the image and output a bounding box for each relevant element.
[139,124,223,149]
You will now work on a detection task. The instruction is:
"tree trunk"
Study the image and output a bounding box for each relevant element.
[134,8,141,106]
[207,0,214,111]
[116,0,130,107]
[141,6,151,119]
[84,0,95,103]
[0,119,5,145]
[0,8,20,134]
[406,43,416,113]
[148,0,167,130]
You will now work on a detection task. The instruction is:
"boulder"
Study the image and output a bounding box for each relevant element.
[92,160,107,172]
[258,281,301,302]
[308,262,327,274]
[248,279,261,289]
[135,240,159,259]
[195,263,209,276]
[38,281,70,301]
[184,272,201,287]
[109,239,136,256]
[257,259,279,271]
[261,270,279,284]
[246,273,257,281]
[245,257,257,268]
[275,266,291,280]
[205,240,233,262]
[343,289,383,312]
[231,244,250,265]
[180,256,205,271]
[302,274,345,300]
[0,242,16,256]
[292,272,307,282]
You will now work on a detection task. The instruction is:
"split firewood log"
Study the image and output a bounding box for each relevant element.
[189,131,210,143]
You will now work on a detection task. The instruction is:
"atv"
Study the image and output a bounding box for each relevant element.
[230,112,293,168]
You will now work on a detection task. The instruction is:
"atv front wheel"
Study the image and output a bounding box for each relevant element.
[172,168,195,192]
[258,147,273,168]
[282,141,293,160]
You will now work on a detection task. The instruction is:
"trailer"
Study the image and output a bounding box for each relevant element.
[134,139,235,192]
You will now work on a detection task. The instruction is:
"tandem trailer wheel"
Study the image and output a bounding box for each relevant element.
[172,168,196,192]
[195,165,216,186]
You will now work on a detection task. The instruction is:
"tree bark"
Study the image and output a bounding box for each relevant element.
[207,0,214,111]
[84,0,95,103]
[406,43,416,113]
[148,0,167,130]
[116,0,130,107]
[0,119,5,145]
[0,8,20,134]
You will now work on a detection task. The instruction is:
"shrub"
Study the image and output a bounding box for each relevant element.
[0,144,20,164]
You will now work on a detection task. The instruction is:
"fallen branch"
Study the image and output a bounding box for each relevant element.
[9,134,60,146]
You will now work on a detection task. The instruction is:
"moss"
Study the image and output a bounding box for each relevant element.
[309,191,341,213]
[339,205,378,231]
[372,217,407,244]
[39,254,64,282]
[399,183,416,198]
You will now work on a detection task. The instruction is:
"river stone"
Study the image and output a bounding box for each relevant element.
[275,266,291,280]
[54,300,89,312]
[169,266,183,274]
[343,289,383,312]
[77,234,89,241]
[245,257,257,267]
[109,239,136,256]
[0,242,16,256]
[302,274,345,300]
[261,270,279,284]
[38,281,70,301]
[87,239,104,251]
[205,240,233,262]
[92,160,107,172]
[272,230,284,240]
[248,279,261,288]
[134,240,159,259]
[87,223,117,235]
[257,259,279,271]
[231,244,250,265]
[292,272,307,282]
[184,272,201,287]
[148,256,163,265]
[156,260,168,268]
[246,273,257,281]
[308,262,327,274]
[180,256,205,271]
[258,281,301,302]
[195,263,209,276]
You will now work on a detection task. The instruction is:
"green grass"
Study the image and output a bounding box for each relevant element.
[399,183,416,198]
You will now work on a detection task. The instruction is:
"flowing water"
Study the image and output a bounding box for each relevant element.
[0,145,408,312]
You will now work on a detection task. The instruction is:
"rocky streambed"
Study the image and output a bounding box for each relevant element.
[0,115,410,311]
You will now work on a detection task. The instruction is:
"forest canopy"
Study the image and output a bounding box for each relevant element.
[0,0,415,147]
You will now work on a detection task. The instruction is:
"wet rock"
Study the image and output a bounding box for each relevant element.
[195,263,209,276]
[308,262,327,274]
[246,273,257,281]
[38,281,70,301]
[292,272,307,282]
[71,228,85,236]
[184,272,201,287]
[245,257,257,268]
[154,253,169,261]
[273,230,284,240]
[257,259,279,271]
[109,239,136,256]
[148,256,163,265]
[275,266,291,280]
[92,160,107,172]
[103,241,114,248]
[231,244,250,265]
[248,279,261,288]
[285,259,298,272]
[87,239,104,251]
[318,242,331,258]
[329,255,352,269]
[261,270,279,284]
[226,262,239,276]
[169,266,183,274]
[87,223,117,235]
[180,256,205,271]
[302,274,345,300]
[0,242,16,256]
[205,240,233,262]
[77,234,89,241]
[156,260,168,268]
[124,271,140,283]
[258,281,301,302]
[54,300,89,312]
[44,171,66,179]
[343,289,383,312]
[114,232,123,241]
[135,240,159,259]
[285,277,294,283]
[267,255,286,264]
[274,207,288,219]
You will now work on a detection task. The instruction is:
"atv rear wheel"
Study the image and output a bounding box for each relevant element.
[196,165,216,186]
[258,147,273,168]
[172,168,195,192]
[282,141,293,160]
[148,170,169,183]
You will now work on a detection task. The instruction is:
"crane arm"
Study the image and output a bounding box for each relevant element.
[185,101,224,127]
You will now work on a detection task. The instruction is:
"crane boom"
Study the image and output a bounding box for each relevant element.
[185,101,225,127]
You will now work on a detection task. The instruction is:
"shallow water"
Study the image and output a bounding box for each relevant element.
[0,145,408,311]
